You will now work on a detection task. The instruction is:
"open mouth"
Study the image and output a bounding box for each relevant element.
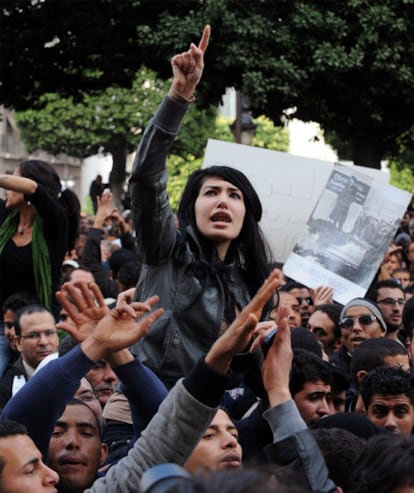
[220,454,241,468]
[351,337,365,344]
[211,212,231,223]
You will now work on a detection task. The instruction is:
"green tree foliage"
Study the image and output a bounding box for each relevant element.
[15,66,169,205]
[15,64,220,206]
[0,0,164,110]
[212,115,289,151]
[388,127,414,194]
[3,0,412,172]
[135,0,414,169]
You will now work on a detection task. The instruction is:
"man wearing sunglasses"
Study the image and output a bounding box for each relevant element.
[330,298,387,382]
[366,280,406,344]
[281,282,314,327]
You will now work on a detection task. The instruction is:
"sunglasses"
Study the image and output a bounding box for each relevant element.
[296,296,313,306]
[340,315,377,330]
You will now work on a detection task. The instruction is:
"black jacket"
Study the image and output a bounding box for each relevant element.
[129,97,257,389]
[0,357,29,411]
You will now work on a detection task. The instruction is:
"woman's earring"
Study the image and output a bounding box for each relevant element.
[27,200,31,206]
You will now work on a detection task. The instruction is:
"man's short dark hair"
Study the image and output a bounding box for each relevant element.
[0,420,27,438]
[0,421,28,477]
[311,303,342,340]
[143,467,306,493]
[360,366,414,409]
[351,338,410,387]
[403,296,414,341]
[108,248,137,279]
[366,279,405,301]
[13,304,53,337]
[2,291,39,316]
[116,261,140,289]
[279,281,308,293]
[311,427,365,492]
[290,349,332,396]
[349,434,414,493]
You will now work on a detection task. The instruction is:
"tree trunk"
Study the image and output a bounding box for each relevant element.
[108,138,128,209]
[351,111,385,169]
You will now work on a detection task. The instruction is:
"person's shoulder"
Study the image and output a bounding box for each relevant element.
[0,365,21,385]
[5,358,26,377]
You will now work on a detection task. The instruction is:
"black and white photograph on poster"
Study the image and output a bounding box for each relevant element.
[283,164,412,305]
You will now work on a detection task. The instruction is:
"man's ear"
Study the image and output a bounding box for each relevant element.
[357,370,368,384]
[15,336,23,353]
[337,486,344,493]
[100,442,109,466]
[333,338,342,352]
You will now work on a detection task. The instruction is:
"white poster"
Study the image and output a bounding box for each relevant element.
[283,164,411,305]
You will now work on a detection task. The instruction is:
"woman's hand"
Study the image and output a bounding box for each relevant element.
[168,24,210,102]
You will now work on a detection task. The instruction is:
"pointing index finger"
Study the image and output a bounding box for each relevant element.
[198,24,210,53]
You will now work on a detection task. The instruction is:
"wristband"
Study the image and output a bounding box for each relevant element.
[169,87,196,104]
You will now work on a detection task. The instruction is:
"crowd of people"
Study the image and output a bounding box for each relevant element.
[0,25,413,493]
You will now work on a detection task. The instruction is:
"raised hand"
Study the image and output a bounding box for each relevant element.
[262,305,293,407]
[81,296,164,362]
[94,191,115,229]
[205,269,282,374]
[56,281,109,342]
[312,285,334,306]
[116,287,136,307]
[249,320,278,353]
[169,24,210,102]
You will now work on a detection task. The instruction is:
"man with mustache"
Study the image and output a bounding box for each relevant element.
[85,359,118,408]
[48,399,107,493]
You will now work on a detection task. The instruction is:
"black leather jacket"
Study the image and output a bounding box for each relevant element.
[130,97,254,388]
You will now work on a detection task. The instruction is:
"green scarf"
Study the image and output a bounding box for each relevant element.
[0,209,52,308]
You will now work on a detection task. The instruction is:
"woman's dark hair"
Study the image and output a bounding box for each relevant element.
[19,160,80,251]
[177,166,272,296]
